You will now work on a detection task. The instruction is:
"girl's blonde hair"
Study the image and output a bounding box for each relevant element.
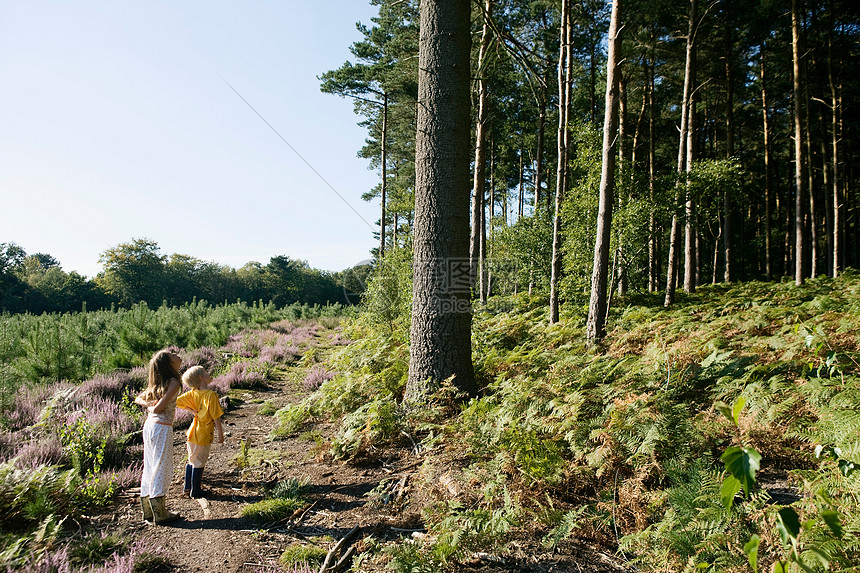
[143,349,181,402]
[182,365,209,389]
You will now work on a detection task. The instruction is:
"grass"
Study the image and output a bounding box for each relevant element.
[278,543,328,568]
[241,478,310,525]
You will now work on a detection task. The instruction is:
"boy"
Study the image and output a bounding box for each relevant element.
[176,365,225,498]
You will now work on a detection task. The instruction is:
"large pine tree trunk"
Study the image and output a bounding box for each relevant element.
[586,0,622,342]
[549,0,571,324]
[406,0,477,405]
[792,0,806,286]
[469,0,492,295]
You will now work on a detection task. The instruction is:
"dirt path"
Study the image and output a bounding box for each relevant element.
[112,368,632,572]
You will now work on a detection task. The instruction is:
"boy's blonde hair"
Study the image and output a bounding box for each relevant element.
[182,365,209,389]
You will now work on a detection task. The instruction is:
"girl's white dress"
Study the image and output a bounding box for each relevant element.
[140,399,176,498]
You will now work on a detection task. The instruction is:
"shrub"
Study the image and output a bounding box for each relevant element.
[302,366,335,392]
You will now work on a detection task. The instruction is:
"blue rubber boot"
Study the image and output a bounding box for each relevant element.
[190,467,205,498]
[183,464,193,498]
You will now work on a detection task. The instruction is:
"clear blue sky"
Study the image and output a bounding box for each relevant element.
[0,1,382,278]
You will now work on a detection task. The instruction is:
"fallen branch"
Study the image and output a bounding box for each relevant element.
[318,525,360,573]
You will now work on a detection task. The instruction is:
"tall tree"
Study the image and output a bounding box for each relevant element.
[792,0,806,285]
[665,0,697,306]
[406,0,477,405]
[549,0,572,324]
[470,0,493,302]
[320,1,419,259]
[586,0,622,342]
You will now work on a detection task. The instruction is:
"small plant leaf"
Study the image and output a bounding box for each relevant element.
[772,561,787,573]
[743,534,760,573]
[721,446,761,495]
[808,546,831,568]
[720,475,742,510]
[820,509,843,538]
[715,401,733,424]
[731,396,746,425]
[776,507,801,546]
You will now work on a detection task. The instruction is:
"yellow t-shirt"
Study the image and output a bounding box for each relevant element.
[176,388,224,447]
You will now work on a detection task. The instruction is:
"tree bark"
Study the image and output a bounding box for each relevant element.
[469,0,492,295]
[827,9,840,277]
[791,0,805,285]
[406,0,477,404]
[534,87,546,211]
[550,0,571,324]
[586,0,621,343]
[684,30,698,293]
[760,46,773,281]
[648,46,658,292]
[380,94,388,259]
[665,0,696,307]
[723,21,734,282]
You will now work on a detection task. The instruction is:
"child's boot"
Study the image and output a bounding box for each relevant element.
[190,467,206,498]
[149,496,180,525]
[139,496,153,522]
[183,464,193,498]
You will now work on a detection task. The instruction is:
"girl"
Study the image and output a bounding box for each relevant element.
[135,349,183,524]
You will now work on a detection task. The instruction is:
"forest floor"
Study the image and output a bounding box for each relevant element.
[99,353,635,572]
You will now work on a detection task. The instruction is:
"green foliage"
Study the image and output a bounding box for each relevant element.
[0,299,331,385]
[68,532,127,568]
[302,272,860,569]
[279,543,327,568]
[241,496,306,525]
[360,247,412,336]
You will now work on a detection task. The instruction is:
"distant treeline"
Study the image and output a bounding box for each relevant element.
[0,238,372,314]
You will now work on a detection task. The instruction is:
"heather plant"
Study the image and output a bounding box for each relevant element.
[13,435,65,470]
[180,345,219,372]
[216,360,269,390]
[302,365,335,391]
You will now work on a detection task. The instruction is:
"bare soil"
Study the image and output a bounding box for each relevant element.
[105,373,634,572]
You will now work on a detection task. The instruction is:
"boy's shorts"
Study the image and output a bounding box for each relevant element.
[187,442,212,468]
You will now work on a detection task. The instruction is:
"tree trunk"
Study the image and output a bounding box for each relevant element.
[550,0,571,324]
[586,0,621,342]
[406,0,477,405]
[804,58,818,277]
[792,0,805,285]
[723,23,734,282]
[684,32,698,293]
[469,0,492,294]
[665,0,696,307]
[380,94,388,260]
[535,88,546,211]
[617,70,628,296]
[761,46,773,281]
[827,9,840,277]
[648,47,658,292]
